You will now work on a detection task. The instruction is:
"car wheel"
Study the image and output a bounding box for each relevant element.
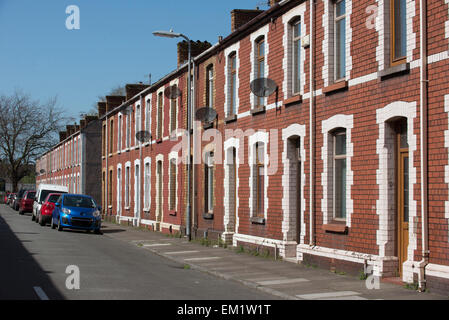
[19,210,23,215]
[94,229,102,235]
[57,217,63,232]
[39,214,45,226]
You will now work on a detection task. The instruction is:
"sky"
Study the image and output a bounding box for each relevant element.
[0,0,269,119]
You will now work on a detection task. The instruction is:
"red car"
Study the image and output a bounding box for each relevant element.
[19,190,36,215]
[38,193,62,226]
[3,192,11,204]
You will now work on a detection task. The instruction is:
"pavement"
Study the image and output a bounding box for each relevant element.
[101,220,449,300]
[0,205,276,300]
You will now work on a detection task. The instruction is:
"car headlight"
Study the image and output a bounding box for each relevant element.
[62,208,71,215]
[93,210,101,217]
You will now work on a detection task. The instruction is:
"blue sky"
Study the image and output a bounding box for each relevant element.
[0,0,268,119]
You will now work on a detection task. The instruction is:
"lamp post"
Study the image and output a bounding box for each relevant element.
[153,30,192,241]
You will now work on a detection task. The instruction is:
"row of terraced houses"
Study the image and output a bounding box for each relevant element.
[36,0,449,294]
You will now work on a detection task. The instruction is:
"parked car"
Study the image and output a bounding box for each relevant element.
[51,194,101,234]
[13,189,29,211]
[32,184,68,222]
[8,193,17,207]
[37,193,62,226]
[19,190,36,215]
[3,192,11,204]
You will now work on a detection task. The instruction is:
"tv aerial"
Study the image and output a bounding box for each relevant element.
[195,107,218,124]
[164,85,182,100]
[250,77,278,97]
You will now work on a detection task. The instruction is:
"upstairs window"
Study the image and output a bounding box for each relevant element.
[157,92,163,140]
[170,95,177,135]
[229,53,237,116]
[206,65,214,109]
[146,99,151,133]
[255,37,265,107]
[291,18,301,95]
[109,120,114,154]
[391,0,407,64]
[334,0,346,81]
[118,115,122,151]
[135,105,141,144]
[126,113,131,149]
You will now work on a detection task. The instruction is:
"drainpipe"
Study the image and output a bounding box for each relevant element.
[309,0,316,246]
[192,60,197,238]
[417,0,429,292]
[105,112,109,219]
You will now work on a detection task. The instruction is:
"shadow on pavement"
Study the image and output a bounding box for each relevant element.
[0,209,65,300]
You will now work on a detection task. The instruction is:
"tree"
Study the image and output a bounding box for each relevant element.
[0,91,68,192]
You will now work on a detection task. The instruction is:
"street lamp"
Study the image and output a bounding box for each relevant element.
[153,29,193,241]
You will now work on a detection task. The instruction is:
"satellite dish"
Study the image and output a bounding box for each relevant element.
[164,85,182,99]
[136,130,152,143]
[40,169,45,174]
[250,78,278,97]
[195,107,217,123]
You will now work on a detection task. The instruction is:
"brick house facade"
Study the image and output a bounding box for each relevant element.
[36,116,102,204]
[99,0,449,294]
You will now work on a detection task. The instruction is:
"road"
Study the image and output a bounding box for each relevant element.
[0,204,277,300]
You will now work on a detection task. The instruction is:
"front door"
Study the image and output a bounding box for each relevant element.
[396,120,409,277]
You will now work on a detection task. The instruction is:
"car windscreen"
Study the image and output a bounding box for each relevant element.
[63,195,96,209]
[46,194,60,203]
[26,192,36,199]
[39,190,66,203]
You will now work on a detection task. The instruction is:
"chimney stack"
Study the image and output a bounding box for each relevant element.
[59,131,67,142]
[105,96,126,113]
[177,40,212,67]
[231,9,263,32]
[125,84,150,100]
[98,102,106,117]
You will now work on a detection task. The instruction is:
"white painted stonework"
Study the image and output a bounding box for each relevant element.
[376,101,417,282]
[320,114,354,227]
[282,3,307,99]
[375,0,417,71]
[281,124,306,258]
[321,0,353,86]
[250,24,269,109]
[444,95,449,240]
[224,41,240,117]
[116,163,122,216]
[248,131,269,220]
[223,137,240,242]
[143,157,151,212]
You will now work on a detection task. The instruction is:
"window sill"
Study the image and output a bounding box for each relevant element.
[203,212,214,220]
[322,222,348,234]
[250,106,266,116]
[250,216,266,225]
[378,63,410,80]
[225,114,237,124]
[323,80,348,95]
[284,94,302,107]
[156,138,163,144]
[124,207,130,211]
[169,210,177,217]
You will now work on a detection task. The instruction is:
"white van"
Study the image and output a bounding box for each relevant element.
[32,184,69,221]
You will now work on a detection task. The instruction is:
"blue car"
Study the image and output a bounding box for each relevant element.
[51,194,102,234]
